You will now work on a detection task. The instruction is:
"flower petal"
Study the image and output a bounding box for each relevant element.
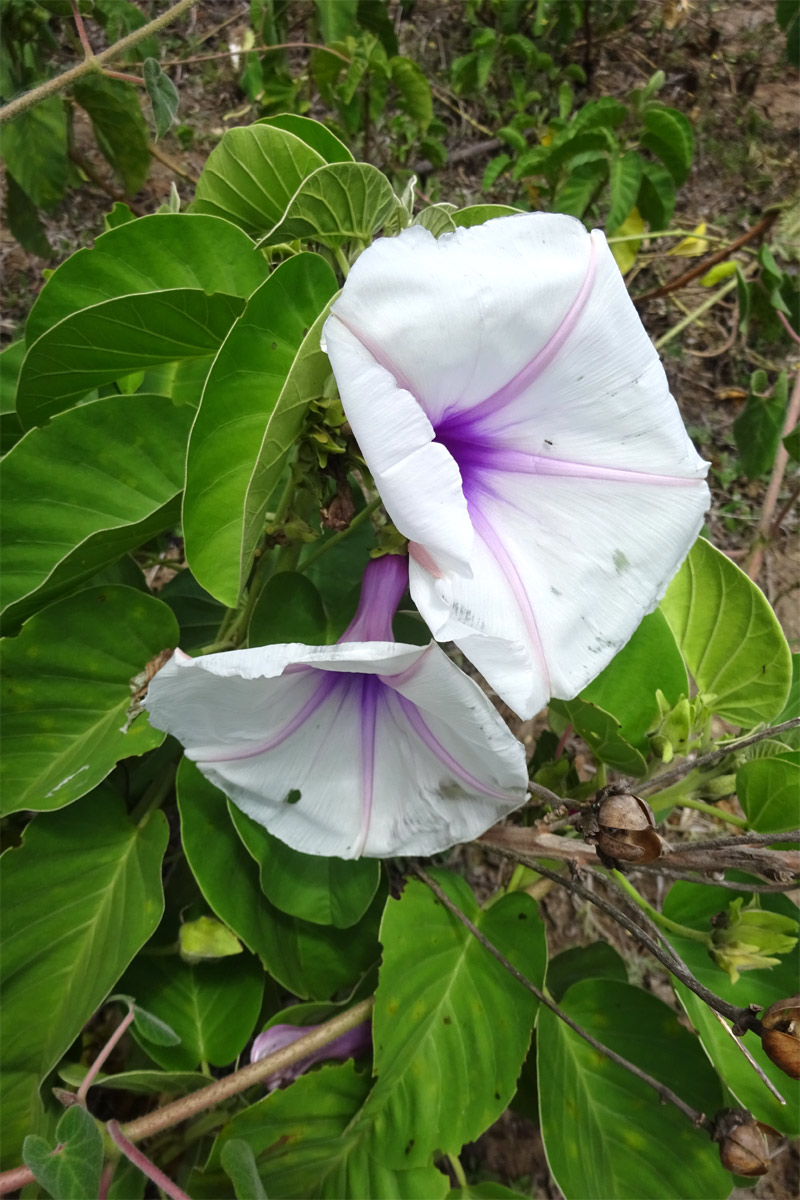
[323,320,473,574]
[325,214,594,425]
[146,642,527,858]
[411,471,709,717]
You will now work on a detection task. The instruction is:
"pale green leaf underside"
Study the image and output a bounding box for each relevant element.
[660,537,791,726]
[263,162,397,248]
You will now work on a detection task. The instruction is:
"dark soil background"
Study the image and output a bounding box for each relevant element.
[1,2,797,1196]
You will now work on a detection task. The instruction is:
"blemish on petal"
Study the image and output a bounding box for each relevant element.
[408,541,445,579]
[613,550,630,574]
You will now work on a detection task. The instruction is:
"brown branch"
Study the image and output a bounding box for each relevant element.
[640,718,800,792]
[67,148,147,213]
[413,865,713,1133]
[633,211,777,306]
[0,998,374,1196]
[0,0,200,124]
[479,846,767,1034]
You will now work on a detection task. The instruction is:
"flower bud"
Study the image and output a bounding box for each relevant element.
[709,899,798,984]
[760,995,800,1080]
[712,1109,770,1177]
[250,1020,372,1092]
[585,785,662,867]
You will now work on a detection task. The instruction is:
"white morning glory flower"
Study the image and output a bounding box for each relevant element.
[145,556,527,859]
[323,213,710,718]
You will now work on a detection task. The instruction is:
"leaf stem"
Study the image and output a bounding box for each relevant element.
[77,1010,135,1104]
[610,870,712,944]
[447,1153,468,1189]
[673,797,748,829]
[107,1122,190,1200]
[130,762,177,827]
[297,494,383,572]
[413,866,713,1134]
[0,0,200,124]
[0,999,377,1196]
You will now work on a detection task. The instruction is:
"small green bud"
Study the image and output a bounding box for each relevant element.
[710,898,798,984]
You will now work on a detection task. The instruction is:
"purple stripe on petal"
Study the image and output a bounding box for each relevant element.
[474,448,703,487]
[194,671,341,764]
[470,505,551,696]
[354,675,380,857]
[437,231,599,434]
[395,693,521,803]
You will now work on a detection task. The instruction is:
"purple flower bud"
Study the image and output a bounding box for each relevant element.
[250,1020,372,1091]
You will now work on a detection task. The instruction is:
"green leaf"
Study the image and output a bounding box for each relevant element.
[104,200,137,231]
[58,1063,207,1095]
[733,371,788,478]
[257,114,354,163]
[1,395,193,633]
[660,538,792,726]
[193,123,327,237]
[5,172,52,257]
[549,697,648,775]
[23,1104,104,1200]
[737,752,800,832]
[579,610,688,753]
[0,339,25,455]
[159,571,225,652]
[177,760,383,999]
[25,214,269,345]
[123,952,264,1072]
[451,204,522,228]
[197,1062,449,1199]
[2,98,68,210]
[636,159,676,229]
[143,58,179,139]
[19,289,243,426]
[363,871,546,1166]
[93,0,159,60]
[784,425,800,462]
[106,1158,147,1200]
[262,162,396,249]
[540,979,729,1200]
[607,150,644,233]
[448,1188,530,1199]
[0,789,167,1168]
[663,884,800,1135]
[546,942,627,1003]
[248,572,329,646]
[389,55,433,130]
[315,0,358,42]
[570,97,628,133]
[641,105,693,186]
[230,806,380,928]
[0,586,178,815]
[554,159,607,219]
[221,1139,268,1200]
[73,74,150,195]
[183,254,337,606]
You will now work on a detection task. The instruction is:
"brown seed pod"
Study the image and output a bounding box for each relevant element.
[712,1109,770,1177]
[760,995,800,1080]
[587,786,663,867]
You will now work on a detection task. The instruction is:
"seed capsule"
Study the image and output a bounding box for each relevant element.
[761,995,800,1080]
[713,1109,770,1177]
[585,785,663,867]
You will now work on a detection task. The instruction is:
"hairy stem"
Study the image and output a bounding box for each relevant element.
[0,0,200,123]
[0,999,374,1196]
